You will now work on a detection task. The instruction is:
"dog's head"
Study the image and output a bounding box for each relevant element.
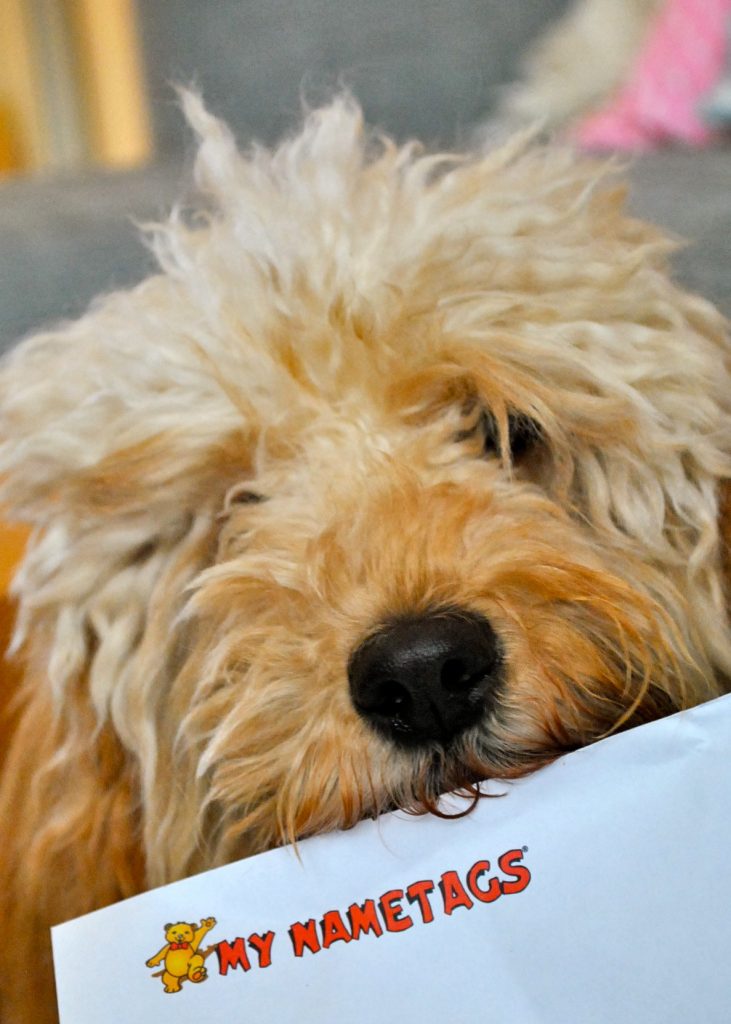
[3,97,730,880]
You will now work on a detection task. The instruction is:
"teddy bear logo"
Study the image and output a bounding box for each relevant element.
[146,917,218,993]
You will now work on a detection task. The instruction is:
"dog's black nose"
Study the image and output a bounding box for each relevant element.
[348,610,502,748]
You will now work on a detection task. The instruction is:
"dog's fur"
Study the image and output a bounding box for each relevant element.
[2,95,730,1021]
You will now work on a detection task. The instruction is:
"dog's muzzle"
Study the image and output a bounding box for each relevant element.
[348,609,502,748]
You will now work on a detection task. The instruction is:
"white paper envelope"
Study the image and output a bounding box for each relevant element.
[53,694,731,1023]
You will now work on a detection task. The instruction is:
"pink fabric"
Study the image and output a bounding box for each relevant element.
[576,0,731,151]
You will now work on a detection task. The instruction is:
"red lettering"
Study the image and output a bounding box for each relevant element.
[216,937,251,975]
[320,910,352,949]
[499,849,531,894]
[467,860,501,904]
[439,870,474,915]
[248,930,275,968]
[378,889,413,932]
[405,879,436,924]
[288,919,321,957]
[347,900,384,940]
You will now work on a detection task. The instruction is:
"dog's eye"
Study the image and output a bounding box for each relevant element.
[221,486,268,518]
[230,490,265,505]
[478,409,541,461]
[506,412,542,460]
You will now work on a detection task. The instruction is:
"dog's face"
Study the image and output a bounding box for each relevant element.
[2,97,730,884]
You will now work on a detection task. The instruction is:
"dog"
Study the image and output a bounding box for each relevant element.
[1,94,730,1022]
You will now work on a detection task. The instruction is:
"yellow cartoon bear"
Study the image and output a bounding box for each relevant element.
[146,917,217,993]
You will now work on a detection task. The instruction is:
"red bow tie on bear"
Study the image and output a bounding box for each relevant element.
[169,942,190,950]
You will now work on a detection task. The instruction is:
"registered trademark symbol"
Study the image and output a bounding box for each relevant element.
[522,846,528,853]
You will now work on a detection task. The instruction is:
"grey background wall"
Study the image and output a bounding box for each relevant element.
[0,0,727,352]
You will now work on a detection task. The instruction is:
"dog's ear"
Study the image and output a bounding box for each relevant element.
[0,282,258,942]
[0,276,257,711]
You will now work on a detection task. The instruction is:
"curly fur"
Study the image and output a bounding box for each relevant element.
[1,94,730,1021]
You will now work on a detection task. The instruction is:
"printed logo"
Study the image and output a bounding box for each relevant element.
[143,847,531,992]
[145,917,218,993]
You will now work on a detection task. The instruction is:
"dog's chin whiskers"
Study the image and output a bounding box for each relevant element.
[391,744,490,819]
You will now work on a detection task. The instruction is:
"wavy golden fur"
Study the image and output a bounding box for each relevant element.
[1,95,730,1021]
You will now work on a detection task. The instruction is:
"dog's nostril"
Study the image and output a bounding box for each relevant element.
[358,679,412,718]
[441,658,479,693]
[363,680,417,737]
[379,680,410,716]
[348,609,502,748]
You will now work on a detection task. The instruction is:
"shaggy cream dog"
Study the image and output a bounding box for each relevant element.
[1,95,730,1021]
